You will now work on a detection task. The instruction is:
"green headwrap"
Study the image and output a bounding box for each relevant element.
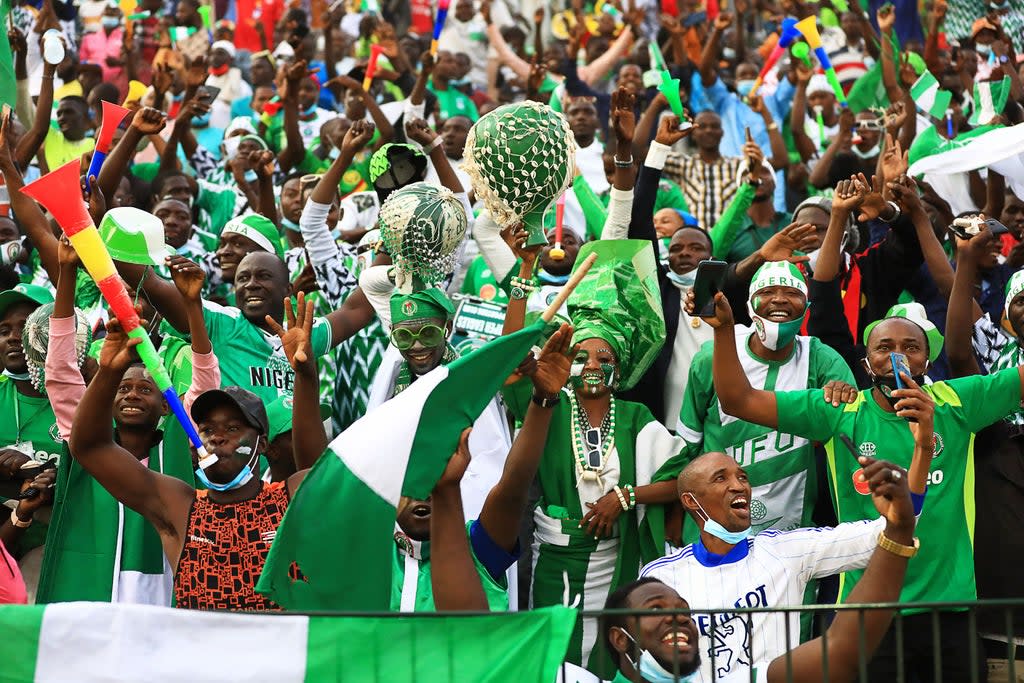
[390,288,455,325]
[567,239,665,391]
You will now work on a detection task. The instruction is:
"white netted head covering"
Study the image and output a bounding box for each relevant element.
[24,302,92,394]
[461,100,577,244]
[378,182,467,291]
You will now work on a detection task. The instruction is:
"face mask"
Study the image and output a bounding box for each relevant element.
[243,169,258,183]
[327,146,341,160]
[667,270,696,289]
[450,77,472,87]
[101,16,121,28]
[222,135,241,160]
[976,43,993,56]
[194,437,259,491]
[3,368,30,381]
[722,47,736,61]
[617,628,699,683]
[683,492,752,545]
[850,140,881,159]
[569,362,617,393]
[747,300,807,351]
[864,362,927,408]
[192,111,211,128]
[281,216,301,232]
[538,269,570,285]
[736,79,756,97]
[301,102,318,117]
[209,63,230,76]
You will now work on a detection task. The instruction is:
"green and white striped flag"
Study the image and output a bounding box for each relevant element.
[167,26,197,42]
[910,71,952,120]
[36,442,194,605]
[256,320,547,610]
[969,76,1012,127]
[0,602,577,682]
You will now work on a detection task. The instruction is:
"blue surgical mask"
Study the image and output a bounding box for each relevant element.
[736,79,756,97]
[194,438,259,492]
[302,102,318,117]
[327,146,341,160]
[667,270,696,288]
[618,628,699,683]
[976,43,993,57]
[281,216,301,232]
[450,77,472,88]
[684,492,752,545]
[192,111,211,128]
[101,16,121,28]
[722,47,737,61]
[538,269,569,285]
[243,169,258,183]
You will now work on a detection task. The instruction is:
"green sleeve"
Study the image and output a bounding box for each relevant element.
[296,149,330,175]
[572,175,609,242]
[201,303,232,342]
[311,316,333,354]
[808,338,857,386]
[678,346,714,440]
[710,182,756,261]
[775,388,844,442]
[945,368,1023,433]
[654,178,690,213]
[500,376,533,422]
[196,181,238,235]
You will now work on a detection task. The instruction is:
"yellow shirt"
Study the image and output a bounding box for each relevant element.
[43,126,95,171]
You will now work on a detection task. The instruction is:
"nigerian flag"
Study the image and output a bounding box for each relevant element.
[910,70,951,120]
[0,602,576,682]
[256,320,547,610]
[0,1,14,110]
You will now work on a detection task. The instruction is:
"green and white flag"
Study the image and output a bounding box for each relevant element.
[36,442,194,605]
[969,76,1012,127]
[256,320,547,611]
[0,2,15,111]
[910,71,951,120]
[0,602,576,682]
[167,26,197,42]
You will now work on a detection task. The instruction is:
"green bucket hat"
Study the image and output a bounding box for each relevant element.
[862,302,944,362]
[390,288,455,325]
[222,214,284,259]
[98,207,174,266]
[568,239,665,391]
[0,283,54,320]
[265,394,332,442]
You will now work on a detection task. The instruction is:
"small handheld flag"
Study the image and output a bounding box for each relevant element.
[430,0,451,56]
[362,43,385,92]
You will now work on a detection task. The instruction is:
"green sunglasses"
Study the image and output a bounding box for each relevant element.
[390,324,447,350]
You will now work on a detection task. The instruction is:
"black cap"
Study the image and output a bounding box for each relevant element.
[191,387,269,436]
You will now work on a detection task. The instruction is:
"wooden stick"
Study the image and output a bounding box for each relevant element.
[541,252,597,323]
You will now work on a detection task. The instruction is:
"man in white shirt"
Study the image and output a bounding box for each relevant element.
[567,98,609,196]
[640,450,926,682]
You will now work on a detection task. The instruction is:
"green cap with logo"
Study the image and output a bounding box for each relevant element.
[863,302,944,362]
[748,261,808,301]
[265,395,333,442]
[98,206,175,266]
[222,214,284,259]
[0,283,55,320]
[390,288,455,325]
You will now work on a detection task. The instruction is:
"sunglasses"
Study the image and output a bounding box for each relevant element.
[391,324,446,351]
[584,428,603,469]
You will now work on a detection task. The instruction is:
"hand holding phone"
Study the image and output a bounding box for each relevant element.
[890,352,917,422]
[692,259,728,317]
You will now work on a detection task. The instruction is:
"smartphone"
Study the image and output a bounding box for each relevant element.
[948,215,1009,240]
[692,259,728,318]
[890,352,917,422]
[197,85,220,104]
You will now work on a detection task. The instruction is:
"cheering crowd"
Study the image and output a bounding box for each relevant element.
[1,0,1024,680]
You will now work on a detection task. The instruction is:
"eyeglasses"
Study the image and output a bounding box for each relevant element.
[390,324,446,351]
[584,428,602,468]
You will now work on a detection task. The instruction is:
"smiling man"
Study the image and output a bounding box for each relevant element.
[675,262,854,539]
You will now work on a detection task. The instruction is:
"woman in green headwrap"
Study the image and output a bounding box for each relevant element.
[503,239,688,676]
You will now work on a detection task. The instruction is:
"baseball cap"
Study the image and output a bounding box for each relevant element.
[191,386,269,436]
[0,284,55,320]
[265,395,332,442]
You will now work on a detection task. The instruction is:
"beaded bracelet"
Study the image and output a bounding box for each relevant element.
[509,276,536,301]
[614,486,629,511]
[623,484,636,510]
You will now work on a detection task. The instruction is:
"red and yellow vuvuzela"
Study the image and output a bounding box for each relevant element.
[20,161,211,465]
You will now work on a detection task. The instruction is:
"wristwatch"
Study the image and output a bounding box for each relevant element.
[999,55,1010,64]
[510,285,528,300]
[531,392,561,408]
[877,531,919,558]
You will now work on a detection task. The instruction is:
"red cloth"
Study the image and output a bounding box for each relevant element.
[410,0,434,36]
[1001,232,1019,258]
[233,0,284,53]
[0,539,27,605]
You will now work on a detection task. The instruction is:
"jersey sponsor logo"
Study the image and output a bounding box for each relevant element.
[695,585,767,679]
[927,469,944,486]
[545,290,559,306]
[725,431,809,467]
[852,468,871,495]
[858,441,876,457]
[933,432,944,458]
[749,499,767,522]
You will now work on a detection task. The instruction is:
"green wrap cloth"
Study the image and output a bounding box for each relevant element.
[567,240,664,391]
[390,288,456,324]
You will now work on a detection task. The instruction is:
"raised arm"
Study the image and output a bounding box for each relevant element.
[808,109,854,189]
[430,428,488,611]
[485,22,532,81]
[788,61,817,163]
[69,316,195,537]
[578,25,635,87]
[99,107,167,206]
[479,325,571,550]
[877,7,903,106]
[45,239,86,440]
[277,60,308,174]
[812,177,862,283]
[698,291,780,428]
[334,75,394,148]
[946,229,992,377]
[405,117,463,194]
[14,57,55,169]
[698,13,731,87]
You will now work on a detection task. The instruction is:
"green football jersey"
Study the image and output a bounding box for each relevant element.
[202,301,332,403]
[0,376,62,464]
[776,368,1022,607]
[678,333,854,538]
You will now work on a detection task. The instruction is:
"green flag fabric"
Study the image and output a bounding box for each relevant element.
[0,3,14,111]
[36,440,195,604]
[0,602,577,682]
[256,320,547,611]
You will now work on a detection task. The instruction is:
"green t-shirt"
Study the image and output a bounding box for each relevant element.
[776,368,1023,607]
[427,83,480,122]
[202,301,332,403]
[460,255,509,304]
[678,334,854,539]
[0,376,62,464]
[654,177,690,213]
[726,212,792,264]
[390,521,509,612]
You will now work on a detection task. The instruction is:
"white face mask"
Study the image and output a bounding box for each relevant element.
[617,628,699,683]
[222,135,242,161]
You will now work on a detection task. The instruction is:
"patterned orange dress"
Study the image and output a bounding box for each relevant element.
[174,481,289,611]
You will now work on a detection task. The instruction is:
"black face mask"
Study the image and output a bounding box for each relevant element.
[865,364,926,408]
